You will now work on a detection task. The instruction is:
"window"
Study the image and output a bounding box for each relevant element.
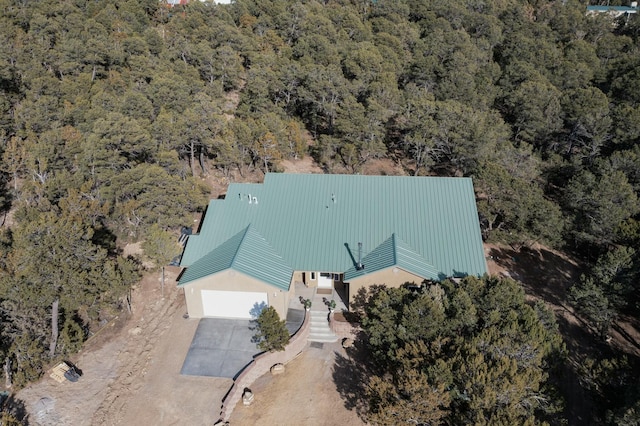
[310,272,316,280]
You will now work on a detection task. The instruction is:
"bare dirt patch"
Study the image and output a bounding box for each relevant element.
[361,158,407,176]
[17,268,230,426]
[198,156,405,202]
[280,156,324,174]
[229,342,366,426]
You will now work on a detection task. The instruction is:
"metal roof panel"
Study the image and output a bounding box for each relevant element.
[180,173,487,284]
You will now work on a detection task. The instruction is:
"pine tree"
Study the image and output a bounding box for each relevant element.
[254,306,289,352]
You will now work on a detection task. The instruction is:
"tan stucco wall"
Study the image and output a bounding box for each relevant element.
[294,271,318,287]
[182,269,290,319]
[292,271,304,285]
[346,267,424,305]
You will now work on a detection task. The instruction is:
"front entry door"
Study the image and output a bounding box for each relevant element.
[317,273,333,289]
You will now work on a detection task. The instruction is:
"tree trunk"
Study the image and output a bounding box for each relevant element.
[199,149,206,174]
[190,141,196,177]
[49,298,59,358]
[4,357,11,388]
[126,289,132,314]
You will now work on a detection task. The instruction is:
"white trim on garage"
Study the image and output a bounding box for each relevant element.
[201,290,268,319]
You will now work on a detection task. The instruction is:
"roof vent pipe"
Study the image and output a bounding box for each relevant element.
[332,193,336,203]
[248,194,252,204]
[357,242,364,270]
[253,197,258,204]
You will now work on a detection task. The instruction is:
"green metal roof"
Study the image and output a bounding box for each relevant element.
[179,224,293,290]
[180,173,487,286]
[344,234,441,281]
[587,5,638,12]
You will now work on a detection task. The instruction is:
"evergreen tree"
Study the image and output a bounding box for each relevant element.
[362,277,564,425]
[254,306,289,352]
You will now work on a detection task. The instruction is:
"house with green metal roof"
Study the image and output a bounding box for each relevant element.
[178,173,487,319]
[586,2,639,20]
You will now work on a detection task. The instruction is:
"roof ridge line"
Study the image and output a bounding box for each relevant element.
[391,232,398,265]
[229,224,252,268]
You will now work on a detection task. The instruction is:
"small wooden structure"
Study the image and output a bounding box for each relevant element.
[49,362,70,384]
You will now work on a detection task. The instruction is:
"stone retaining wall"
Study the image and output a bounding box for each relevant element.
[216,311,310,423]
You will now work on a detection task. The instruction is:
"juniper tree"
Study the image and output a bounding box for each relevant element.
[362,276,565,425]
[254,306,289,352]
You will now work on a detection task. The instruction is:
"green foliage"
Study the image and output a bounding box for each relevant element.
[502,74,563,146]
[569,246,636,338]
[254,306,289,352]
[0,0,638,405]
[367,340,451,426]
[576,356,640,424]
[362,276,564,425]
[0,190,142,383]
[8,333,47,388]
[106,164,208,237]
[564,168,639,247]
[476,162,564,248]
[609,391,640,426]
[142,224,180,269]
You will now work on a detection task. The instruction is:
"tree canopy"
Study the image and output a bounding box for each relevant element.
[0,0,638,420]
[360,277,564,425]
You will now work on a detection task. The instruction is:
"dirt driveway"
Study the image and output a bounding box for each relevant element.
[17,268,231,425]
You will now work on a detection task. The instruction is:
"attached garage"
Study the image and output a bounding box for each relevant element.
[201,290,268,319]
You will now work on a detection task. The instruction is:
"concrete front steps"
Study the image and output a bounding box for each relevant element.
[308,309,338,343]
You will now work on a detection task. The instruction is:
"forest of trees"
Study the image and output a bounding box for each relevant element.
[357,277,564,425]
[0,0,638,423]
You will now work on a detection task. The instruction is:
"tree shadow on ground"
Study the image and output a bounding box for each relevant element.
[2,394,28,424]
[488,245,581,309]
[554,314,599,424]
[332,335,371,421]
[488,244,640,358]
[488,245,597,352]
[488,243,640,424]
[489,245,592,424]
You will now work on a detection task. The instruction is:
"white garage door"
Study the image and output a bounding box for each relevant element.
[201,290,268,319]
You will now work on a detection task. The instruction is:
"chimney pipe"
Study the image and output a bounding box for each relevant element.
[357,242,364,270]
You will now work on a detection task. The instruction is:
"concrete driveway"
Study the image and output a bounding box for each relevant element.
[181,308,305,379]
[181,318,258,379]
